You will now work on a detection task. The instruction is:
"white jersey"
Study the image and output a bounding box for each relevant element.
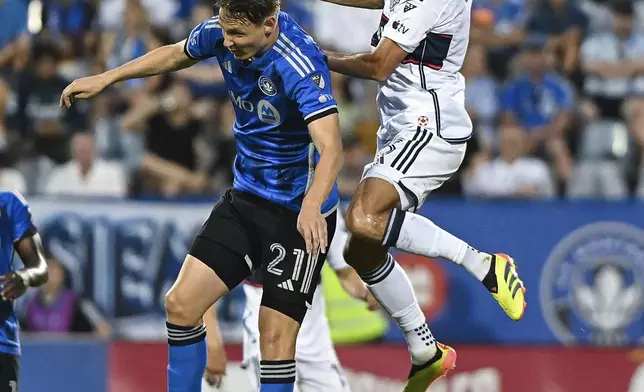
[372,0,472,142]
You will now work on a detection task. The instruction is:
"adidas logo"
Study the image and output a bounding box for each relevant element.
[278,279,295,291]
[222,61,232,73]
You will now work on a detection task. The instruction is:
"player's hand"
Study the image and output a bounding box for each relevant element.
[60,74,111,108]
[0,271,29,301]
[297,202,327,255]
[204,342,227,388]
[336,267,381,311]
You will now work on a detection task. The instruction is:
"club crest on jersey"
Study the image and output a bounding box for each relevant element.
[540,222,644,346]
[258,76,277,96]
[418,116,429,127]
[311,73,326,90]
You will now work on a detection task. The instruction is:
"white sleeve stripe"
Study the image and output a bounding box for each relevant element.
[275,39,311,74]
[279,34,315,72]
[304,105,337,121]
[274,44,306,77]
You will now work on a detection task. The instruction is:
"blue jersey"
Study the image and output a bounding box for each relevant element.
[0,191,36,356]
[185,12,340,215]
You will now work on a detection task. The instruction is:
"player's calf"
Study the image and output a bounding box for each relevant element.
[165,255,232,392]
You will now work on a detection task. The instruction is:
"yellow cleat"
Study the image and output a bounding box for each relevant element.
[488,253,527,321]
[403,343,457,392]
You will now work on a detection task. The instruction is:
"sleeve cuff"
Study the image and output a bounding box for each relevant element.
[304,106,338,124]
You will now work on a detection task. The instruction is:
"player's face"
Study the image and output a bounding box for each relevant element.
[219,9,278,60]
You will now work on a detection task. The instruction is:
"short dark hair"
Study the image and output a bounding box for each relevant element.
[215,0,280,25]
[611,0,634,17]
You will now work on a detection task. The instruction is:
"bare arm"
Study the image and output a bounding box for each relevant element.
[61,40,198,107]
[321,0,384,9]
[303,113,344,210]
[14,233,48,288]
[203,305,227,386]
[103,40,197,85]
[326,38,408,81]
[2,233,48,301]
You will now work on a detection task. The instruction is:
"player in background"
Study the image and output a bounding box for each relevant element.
[203,209,379,391]
[318,0,527,390]
[0,191,49,392]
[60,1,343,392]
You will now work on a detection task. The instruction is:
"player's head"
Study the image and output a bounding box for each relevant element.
[611,0,634,38]
[215,0,280,60]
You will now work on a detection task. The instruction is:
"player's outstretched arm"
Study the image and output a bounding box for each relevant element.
[299,114,344,254]
[325,38,408,82]
[1,233,48,301]
[320,0,384,9]
[60,41,198,108]
[203,305,227,388]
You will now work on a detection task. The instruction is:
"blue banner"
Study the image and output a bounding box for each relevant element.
[26,197,644,345]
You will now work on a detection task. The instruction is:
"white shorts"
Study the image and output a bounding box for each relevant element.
[241,284,350,392]
[363,116,468,211]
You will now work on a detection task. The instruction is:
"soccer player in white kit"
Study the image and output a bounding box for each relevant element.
[203,210,379,391]
[319,0,527,391]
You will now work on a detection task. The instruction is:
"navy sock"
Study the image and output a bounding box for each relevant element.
[167,322,207,392]
[260,360,296,392]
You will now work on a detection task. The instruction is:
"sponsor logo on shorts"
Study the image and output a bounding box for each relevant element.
[540,222,644,346]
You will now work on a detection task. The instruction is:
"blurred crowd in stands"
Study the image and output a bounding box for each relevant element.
[0,0,643,200]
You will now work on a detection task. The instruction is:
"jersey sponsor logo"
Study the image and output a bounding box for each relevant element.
[229,91,254,112]
[404,2,417,12]
[540,222,644,346]
[258,75,277,96]
[311,73,326,90]
[258,100,281,125]
[392,20,409,34]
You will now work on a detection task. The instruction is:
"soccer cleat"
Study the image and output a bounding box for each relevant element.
[403,343,457,392]
[484,253,527,321]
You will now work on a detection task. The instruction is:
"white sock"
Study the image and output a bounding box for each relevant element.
[360,254,437,364]
[382,209,491,281]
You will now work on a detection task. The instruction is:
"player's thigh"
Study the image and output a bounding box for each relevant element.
[363,126,466,212]
[166,190,255,323]
[260,210,337,324]
[0,354,18,392]
[296,361,351,392]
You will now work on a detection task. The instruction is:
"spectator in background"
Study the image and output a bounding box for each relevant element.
[0,0,29,69]
[20,258,111,337]
[121,81,210,197]
[463,125,556,199]
[16,41,88,164]
[0,79,26,192]
[463,44,499,153]
[99,0,162,94]
[501,36,575,184]
[579,1,644,152]
[470,0,527,79]
[527,0,587,79]
[44,132,127,197]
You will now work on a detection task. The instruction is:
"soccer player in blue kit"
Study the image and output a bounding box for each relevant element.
[60,1,343,392]
[0,191,48,392]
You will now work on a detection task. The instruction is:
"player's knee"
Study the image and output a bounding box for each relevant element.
[259,324,297,360]
[164,289,200,325]
[345,203,380,239]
